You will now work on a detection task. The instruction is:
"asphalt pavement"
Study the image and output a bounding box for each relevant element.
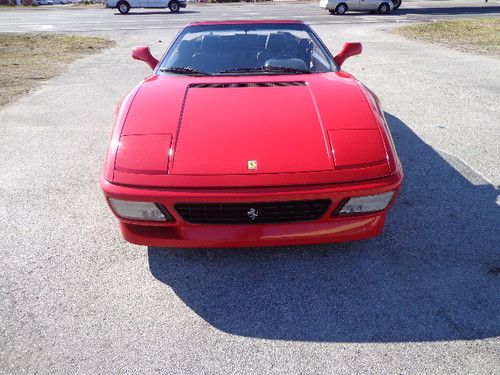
[1,0,499,33]
[0,1,499,374]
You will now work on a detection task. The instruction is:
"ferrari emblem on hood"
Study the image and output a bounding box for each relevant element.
[247,160,257,170]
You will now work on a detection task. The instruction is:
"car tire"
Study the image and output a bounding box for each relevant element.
[378,2,390,13]
[168,0,180,12]
[328,9,336,15]
[117,1,130,14]
[335,3,348,15]
[392,0,401,9]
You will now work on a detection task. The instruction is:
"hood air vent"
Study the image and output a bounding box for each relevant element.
[189,81,306,89]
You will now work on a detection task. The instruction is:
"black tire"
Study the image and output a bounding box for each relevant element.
[168,0,180,12]
[392,0,401,9]
[335,3,347,15]
[378,2,390,13]
[117,1,130,14]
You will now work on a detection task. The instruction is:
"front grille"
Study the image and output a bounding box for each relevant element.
[175,199,331,224]
[189,81,306,89]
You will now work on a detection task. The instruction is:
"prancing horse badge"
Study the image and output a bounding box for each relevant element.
[247,160,257,170]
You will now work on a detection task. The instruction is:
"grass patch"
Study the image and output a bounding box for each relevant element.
[0,33,115,107]
[393,18,500,57]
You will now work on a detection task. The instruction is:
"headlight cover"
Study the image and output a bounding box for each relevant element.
[109,199,172,221]
[336,191,394,215]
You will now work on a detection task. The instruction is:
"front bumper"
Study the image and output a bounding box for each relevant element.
[102,171,402,248]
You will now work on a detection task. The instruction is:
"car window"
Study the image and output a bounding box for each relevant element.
[159,23,335,75]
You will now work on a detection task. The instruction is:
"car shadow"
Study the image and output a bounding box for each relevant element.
[396,5,500,16]
[113,10,200,15]
[147,113,500,343]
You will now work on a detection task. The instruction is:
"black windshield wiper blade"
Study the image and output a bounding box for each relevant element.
[263,66,311,74]
[221,66,310,75]
[220,67,267,73]
[159,66,212,76]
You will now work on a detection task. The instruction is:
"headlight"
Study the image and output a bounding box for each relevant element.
[109,199,173,221]
[336,191,394,215]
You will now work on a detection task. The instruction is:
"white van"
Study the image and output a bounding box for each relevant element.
[106,0,187,14]
[319,0,394,14]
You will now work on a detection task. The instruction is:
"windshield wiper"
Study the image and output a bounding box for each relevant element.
[262,66,311,74]
[159,67,212,76]
[221,66,310,75]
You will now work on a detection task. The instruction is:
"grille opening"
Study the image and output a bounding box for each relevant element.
[175,199,331,225]
[189,81,306,89]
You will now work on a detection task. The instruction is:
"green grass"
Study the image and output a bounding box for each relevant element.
[0,33,115,107]
[393,18,500,57]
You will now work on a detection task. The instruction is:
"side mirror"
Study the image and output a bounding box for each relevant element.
[334,42,362,69]
[131,46,159,70]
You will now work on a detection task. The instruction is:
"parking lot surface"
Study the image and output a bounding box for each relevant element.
[1,0,499,33]
[0,2,499,373]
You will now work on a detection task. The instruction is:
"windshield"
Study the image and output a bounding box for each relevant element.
[159,23,335,76]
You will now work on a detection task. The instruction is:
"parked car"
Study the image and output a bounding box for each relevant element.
[319,0,394,14]
[106,0,187,13]
[101,20,403,248]
[36,0,54,4]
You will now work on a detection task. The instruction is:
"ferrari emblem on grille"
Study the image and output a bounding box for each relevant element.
[247,160,257,170]
[247,208,259,221]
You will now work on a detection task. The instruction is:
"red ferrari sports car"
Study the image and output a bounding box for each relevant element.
[101,20,403,248]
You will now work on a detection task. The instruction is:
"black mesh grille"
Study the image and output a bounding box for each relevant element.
[189,81,306,89]
[175,199,331,224]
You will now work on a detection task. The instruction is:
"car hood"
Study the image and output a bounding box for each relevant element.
[113,73,392,187]
[171,81,333,175]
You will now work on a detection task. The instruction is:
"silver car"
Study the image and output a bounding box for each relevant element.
[319,0,394,14]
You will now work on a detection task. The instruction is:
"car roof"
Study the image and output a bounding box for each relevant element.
[187,20,304,26]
